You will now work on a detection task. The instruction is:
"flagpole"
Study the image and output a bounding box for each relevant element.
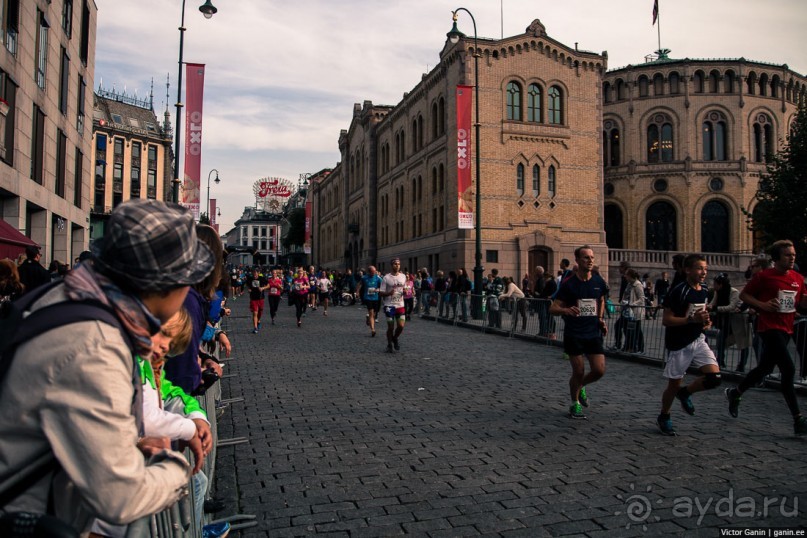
[656,0,662,55]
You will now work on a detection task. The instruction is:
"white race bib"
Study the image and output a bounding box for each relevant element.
[687,303,706,318]
[368,287,377,295]
[778,290,797,313]
[578,298,597,317]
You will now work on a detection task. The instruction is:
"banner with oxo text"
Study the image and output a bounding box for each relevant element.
[456,85,474,229]
[304,198,312,254]
[182,63,206,220]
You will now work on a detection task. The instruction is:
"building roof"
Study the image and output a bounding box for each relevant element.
[608,56,805,79]
[93,90,170,140]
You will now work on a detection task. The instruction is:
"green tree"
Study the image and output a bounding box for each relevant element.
[749,103,807,267]
[282,207,306,249]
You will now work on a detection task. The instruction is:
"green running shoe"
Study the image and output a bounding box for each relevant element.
[579,387,589,408]
[677,389,695,416]
[569,402,586,419]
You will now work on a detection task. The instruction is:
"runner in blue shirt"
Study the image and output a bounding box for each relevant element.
[356,265,383,337]
[550,245,608,419]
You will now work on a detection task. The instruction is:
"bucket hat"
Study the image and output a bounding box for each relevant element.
[92,199,215,292]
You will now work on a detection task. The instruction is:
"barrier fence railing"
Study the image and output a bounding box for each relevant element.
[418,292,807,385]
[146,314,256,536]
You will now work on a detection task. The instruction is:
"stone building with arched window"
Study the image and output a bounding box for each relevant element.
[602,57,806,280]
[311,19,607,281]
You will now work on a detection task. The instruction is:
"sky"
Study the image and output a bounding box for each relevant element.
[95,0,807,234]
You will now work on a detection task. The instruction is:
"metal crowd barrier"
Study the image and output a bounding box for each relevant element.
[147,314,256,536]
[420,293,807,385]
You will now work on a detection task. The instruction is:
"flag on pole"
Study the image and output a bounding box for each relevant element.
[652,0,659,25]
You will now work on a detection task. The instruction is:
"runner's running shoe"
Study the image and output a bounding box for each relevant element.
[794,416,807,436]
[569,402,586,419]
[657,415,676,436]
[677,389,695,416]
[725,388,741,418]
[579,387,589,408]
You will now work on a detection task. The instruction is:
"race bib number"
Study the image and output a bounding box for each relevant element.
[687,303,706,318]
[293,282,301,291]
[578,298,597,317]
[778,290,796,313]
[269,287,280,296]
[367,287,377,295]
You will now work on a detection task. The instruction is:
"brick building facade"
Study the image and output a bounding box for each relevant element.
[312,20,608,279]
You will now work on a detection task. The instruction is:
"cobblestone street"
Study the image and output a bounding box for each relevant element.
[215,300,806,537]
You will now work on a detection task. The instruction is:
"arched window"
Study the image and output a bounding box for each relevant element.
[702,111,728,161]
[506,81,522,120]
[653,73,664,96]
[532,164,540,197]
[616,79,627,100]
[604,204,624,249]
[753,113,775,162]
[547,165,556,197]
[603,81,612,104]
[771,75,780,98]
[669,72,680,94]
[548,86,562,124]
[431,166,437,194]
[724,70,735,93]
[647,113,674,163]
[638,75,649,97]
[746,72,757,95]
[701,200,730,253]
[708,70,720,93]
[693,71,705,93]
[646,201,677,251]
[759,73,769,97]
[527,83,542,122]
[438,97,446,134]
[431,102,438,140]
[516,163,524,194]
[603,120,621,167]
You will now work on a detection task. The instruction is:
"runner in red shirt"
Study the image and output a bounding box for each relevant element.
[726,240,807,435]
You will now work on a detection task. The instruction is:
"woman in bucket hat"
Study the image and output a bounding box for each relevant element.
[0,199,216,532]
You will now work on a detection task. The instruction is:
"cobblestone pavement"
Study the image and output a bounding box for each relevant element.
[214,299,806,537]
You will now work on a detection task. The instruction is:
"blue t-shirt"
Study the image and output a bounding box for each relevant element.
[555,273,607,339]
[361,274,382,301]
[663,281,709,351]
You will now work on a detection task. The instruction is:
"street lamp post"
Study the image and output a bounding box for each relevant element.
[172,0,218,204]
[206,168,220,220]
[447,8,483,318]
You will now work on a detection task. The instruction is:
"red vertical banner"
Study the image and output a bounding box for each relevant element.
[304,198,312,255]
[456,85,474,229]
[209,198,219,233]
[182,63,206,220]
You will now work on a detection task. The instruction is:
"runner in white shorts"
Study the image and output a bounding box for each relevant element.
[657,253,721,436]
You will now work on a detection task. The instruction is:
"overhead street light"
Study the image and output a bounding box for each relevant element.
[172,0,218,204]
[206,168,220,220]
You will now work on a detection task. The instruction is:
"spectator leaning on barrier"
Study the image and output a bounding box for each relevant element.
[0,199,216,532]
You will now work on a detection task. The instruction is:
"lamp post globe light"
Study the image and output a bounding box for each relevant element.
[206,168,220,220]
[447,8,484,319]
[172,0,218,204]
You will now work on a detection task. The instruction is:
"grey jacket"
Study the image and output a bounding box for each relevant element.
[0,285,190,532]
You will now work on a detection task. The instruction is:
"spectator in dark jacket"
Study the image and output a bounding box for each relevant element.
[17,245,51,295]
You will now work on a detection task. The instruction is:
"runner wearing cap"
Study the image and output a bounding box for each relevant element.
[380,258,407,352]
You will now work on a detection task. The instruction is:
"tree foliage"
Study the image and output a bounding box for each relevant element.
[282,207,306,249]
[750,102,807,267]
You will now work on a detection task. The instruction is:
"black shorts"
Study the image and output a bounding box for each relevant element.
[563,335,605,357]
[364,298,381,312]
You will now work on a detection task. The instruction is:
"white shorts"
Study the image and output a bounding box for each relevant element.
[663,334,718,379]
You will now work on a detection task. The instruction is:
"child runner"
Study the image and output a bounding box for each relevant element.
[657,253,721,436]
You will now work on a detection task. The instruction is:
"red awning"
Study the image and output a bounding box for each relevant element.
[0,219,37,261]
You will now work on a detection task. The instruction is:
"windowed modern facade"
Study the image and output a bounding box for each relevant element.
[0,0,96,265]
